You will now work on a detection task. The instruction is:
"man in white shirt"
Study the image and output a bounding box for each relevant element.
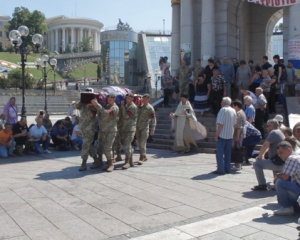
[214,97,237,174]
[71,117,83,150]
[29,118,51,154]
[274,115,286,130]
[68,101,80,124]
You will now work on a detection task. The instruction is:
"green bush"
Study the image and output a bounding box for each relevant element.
[7,68,36,89]
[0,76,8,89]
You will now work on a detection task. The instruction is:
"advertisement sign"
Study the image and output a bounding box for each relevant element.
[180,43,191,66]
[247,0,300,7]
[288,39,300,60]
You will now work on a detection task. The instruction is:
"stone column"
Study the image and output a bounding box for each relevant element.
[283,7,289,62]
[180,0,193,66]
[71,27,75,50]
[94,31,98,51]
[65,28,69,46]
[171,0,181,74]
[62,28,66,52]
[55,29,59,52]
[80,28,83,42]
[201,0,215,66]
[289,4,300,69]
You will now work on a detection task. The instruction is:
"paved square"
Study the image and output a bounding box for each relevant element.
[0,148,298,239]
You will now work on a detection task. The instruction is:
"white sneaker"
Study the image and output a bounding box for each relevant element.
[273,207,294,216]
[44,150,51,154]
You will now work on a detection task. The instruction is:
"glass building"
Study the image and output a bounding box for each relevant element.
[100,30,138,85]
[272,33,283,59]
[146,36,172,89]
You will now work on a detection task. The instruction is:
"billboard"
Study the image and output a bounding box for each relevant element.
[247,0,300,7]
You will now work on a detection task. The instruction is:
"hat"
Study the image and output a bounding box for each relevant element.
[107,92,116,98]
[274,115,284,123]
[143,93,150,98]
[85,88,94,93]
[71,101,76,105]
[181,94,188,99]
[126,92,134,97]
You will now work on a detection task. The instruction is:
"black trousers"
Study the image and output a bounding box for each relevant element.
[255,108,265,139]
[164,89,172,106]
[189,84,195,104]
[52,135,70,147]
[210,90,223,115]
[268,86,277,113]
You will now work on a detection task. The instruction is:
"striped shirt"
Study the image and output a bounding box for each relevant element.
[283,153,300,185]
[254,94,267,109]
[216,105,237,139]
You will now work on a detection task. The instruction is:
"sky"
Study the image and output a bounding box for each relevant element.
[1,0,172,31]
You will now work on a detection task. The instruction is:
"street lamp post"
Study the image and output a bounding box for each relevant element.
[9,26,44,117]
[35,55,57,113]
[155,69,161,99]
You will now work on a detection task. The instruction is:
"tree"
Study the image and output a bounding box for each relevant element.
[5,7,47,47]
[64,45,72,53]
[7,68,35,89]
[97,64,101,79]
[79,37,93,52]
[274,22,283,32]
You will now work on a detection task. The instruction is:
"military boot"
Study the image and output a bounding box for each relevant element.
[122,157,130,169]
[138,154,147,165]
[129,155,134,167]
[115,151,122,162]
[106,159,114,172]
[79,160,87,171]
[90,157,101,169]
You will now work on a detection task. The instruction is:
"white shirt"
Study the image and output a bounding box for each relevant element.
[71,125,82,140]
[216,105,237,139]
[29,125,47,141]
[68,107,80,124]
[160,62,170,76]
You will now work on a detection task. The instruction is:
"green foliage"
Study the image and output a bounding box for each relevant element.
[41,48,50,55]
[7,68,36,89]
[64,45,72,53]
[5,7,47,47]
[5,45,15,53]
[79,37,93,52]
[0,76,8,89]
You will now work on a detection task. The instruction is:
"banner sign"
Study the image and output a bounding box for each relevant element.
[288,39,300,60]
[248,0,300,7]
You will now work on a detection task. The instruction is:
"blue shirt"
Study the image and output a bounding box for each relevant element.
[52,125,68,137]
[245,104,255,121]
[218,63,235,83]
[245,121,261,137]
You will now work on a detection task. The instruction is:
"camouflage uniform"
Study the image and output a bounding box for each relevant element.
[75,102,98,169]
[176,66,192,96]
[136,103,156,164]
[194,66,204,80]
[95,102,119,172]
[120,102,137,169]
[113,109,123,161]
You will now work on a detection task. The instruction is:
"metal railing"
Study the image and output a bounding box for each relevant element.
[54,50,101,59]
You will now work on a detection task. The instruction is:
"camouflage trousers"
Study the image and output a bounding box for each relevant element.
[122,131,135,159]
[81,130,96,160]
[136,128,149,155]
[113,129,122,153]
[180,81,189,96]
[98,132,117,160]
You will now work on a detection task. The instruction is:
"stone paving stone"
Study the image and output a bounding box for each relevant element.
[25,227,71,240]
[168,205,207,219]
[97,202,152,225]
[242,231,288,240]
[222,224,260,238]
[53,218,108,240]
[130,191,183,209]
[6,236,31,240]
[198,231,241,240]
[80,210,137,237]
[13,186,45,199]
[130,228,194,240]
[149,211,187,225]
[129,219,164,231]
[0,212,25,239]
[0,190,26,204]
[176,216,239,238]
[245,217,298,240]
[114,195,166,216]
[225,207,273,224]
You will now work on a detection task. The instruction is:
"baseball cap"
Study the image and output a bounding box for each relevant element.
[126,92,134,97]
[274,115,284,123]
[143,93,150,98]
[107,92,116,98]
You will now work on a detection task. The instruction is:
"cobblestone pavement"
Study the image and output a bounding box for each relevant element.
[0,148,299,240]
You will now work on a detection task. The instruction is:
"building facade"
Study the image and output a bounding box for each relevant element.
[0,15,11,50]
[46,15,103,53]
[171,0,300,71]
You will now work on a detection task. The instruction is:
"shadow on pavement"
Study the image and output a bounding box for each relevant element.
[242,190,277,199]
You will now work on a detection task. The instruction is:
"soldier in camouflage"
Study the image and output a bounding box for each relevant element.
[91,92,119,172]
[176,59,192,96]
[120,92,138,169]
[74,101,99,171]
[113,107,123,162]
[136,93,156,165]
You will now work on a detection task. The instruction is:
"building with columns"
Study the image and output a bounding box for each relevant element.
[0,15,11,50]
[46,15,103,53]
[171,0,300,72]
